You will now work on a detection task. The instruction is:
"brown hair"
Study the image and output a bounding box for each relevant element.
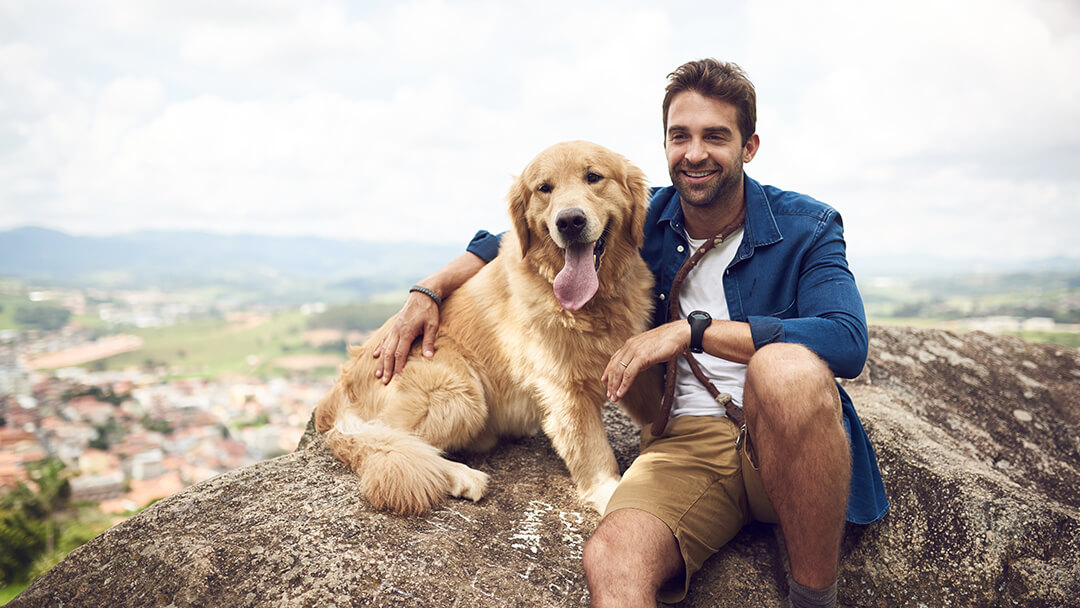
[662,59,757,146]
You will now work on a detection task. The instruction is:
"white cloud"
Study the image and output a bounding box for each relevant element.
[744,0,1080,260]
[0,0,1077,262]
[180,4,378,70]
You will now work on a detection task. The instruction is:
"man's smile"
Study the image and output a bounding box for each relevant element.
[680,167,719,182]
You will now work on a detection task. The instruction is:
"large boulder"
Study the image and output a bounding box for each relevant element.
[11,326,1080,607]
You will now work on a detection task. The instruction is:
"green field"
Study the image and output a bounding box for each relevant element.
[89,311,337,378]
[1007,330,1080,350]
[0,295,27,329]
[0,582,28,605]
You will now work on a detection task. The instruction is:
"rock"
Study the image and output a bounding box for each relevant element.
[10,326,1080,607]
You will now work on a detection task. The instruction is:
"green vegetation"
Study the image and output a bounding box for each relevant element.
[1007,330,1080,350]
[0,581,28,603]
[91,313,308,378]
[0,295,20,329]
[864,271,1080,324]
[85,302,399,379]
[306,301,401,331]
[0,459,111,599]
[13,305,71,331]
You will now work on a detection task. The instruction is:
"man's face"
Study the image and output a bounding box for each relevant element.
[665,91,758,209]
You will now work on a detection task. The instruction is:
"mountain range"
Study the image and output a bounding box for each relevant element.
[0,226,462,293]
[2,226,1078,291]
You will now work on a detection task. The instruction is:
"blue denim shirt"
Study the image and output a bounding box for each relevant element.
[466,175,889,524]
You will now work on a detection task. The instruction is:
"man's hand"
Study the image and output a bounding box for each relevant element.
[604,319,756,400]
[602,321,690,402]
[373,291,441,384]
[370,250,489,384]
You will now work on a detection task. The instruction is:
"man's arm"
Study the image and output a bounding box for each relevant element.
[602,319,754,402]
[605,208,866,399]
[373,230,502,383]
[373,251,487,383]
[746,211,868,379]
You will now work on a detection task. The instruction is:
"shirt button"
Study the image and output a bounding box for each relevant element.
[659,294,666,301]
[676,245,685,253]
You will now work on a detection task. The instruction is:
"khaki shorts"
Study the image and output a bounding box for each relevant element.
[604,415,778,604]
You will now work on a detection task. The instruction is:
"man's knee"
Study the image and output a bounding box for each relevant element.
[745,343,837,428]
[582,527,613,577]
[583,509,682,597]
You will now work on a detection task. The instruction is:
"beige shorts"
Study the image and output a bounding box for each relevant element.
[604,415,778,604]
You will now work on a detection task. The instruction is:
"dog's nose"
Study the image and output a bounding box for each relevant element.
[556,208,588,240]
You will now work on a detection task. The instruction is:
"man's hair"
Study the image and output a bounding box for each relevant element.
[662,59,757,146]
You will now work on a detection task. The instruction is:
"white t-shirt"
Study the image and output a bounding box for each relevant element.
[670,228,747,418]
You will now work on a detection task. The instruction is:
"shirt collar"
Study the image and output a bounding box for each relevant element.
[656,174,782,250]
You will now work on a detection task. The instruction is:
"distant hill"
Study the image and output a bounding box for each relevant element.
[2,225,1078,290]
[0,226,463,291]
[851,254,1080,280]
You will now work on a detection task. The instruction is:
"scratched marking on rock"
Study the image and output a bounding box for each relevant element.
[509,500,554,554]
[558,511,585,560]
[507,501,589,562]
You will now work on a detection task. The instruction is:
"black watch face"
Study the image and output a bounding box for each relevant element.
[689,311,709,322]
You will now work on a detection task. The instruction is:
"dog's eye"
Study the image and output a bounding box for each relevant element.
[538,183,553,193]
[586,172,603,184]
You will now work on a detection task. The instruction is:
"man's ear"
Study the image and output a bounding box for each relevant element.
[743,133,760,163]
[507,175,531,257]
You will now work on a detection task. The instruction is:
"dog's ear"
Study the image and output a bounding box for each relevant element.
[508,174,531,257]
[623,160,649,250]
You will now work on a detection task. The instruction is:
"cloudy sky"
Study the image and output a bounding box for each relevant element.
[2,0,1078,265]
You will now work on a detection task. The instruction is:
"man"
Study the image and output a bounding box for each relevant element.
[373,59,888,608]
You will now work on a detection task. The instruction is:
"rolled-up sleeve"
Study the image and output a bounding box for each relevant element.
[466,230,502,263]
[746,213,868,379]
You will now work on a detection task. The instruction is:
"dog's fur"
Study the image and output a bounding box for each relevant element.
[314,141,660,515]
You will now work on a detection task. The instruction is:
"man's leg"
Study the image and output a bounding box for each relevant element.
[743,343,851,591]
[582,508,683,608]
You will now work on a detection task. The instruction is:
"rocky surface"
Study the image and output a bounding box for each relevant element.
[11,326,1080,607]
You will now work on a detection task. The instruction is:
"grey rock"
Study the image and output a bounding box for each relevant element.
[10,326,1080,607]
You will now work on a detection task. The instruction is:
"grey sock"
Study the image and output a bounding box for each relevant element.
[786,577,837,608]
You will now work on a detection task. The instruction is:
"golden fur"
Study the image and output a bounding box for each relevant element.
[314,141,660,515]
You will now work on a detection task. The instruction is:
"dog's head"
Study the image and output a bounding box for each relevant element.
[507,140,648,311]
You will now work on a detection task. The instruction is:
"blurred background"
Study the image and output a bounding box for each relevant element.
[1,0,1077,600]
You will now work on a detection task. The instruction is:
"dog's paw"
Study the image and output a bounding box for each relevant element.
[580,476,621,515]
[446,462,489,502]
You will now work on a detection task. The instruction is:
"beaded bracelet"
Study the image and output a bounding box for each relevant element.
[409,284,442,308]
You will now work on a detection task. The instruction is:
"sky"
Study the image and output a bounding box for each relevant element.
[2,0,1078,265]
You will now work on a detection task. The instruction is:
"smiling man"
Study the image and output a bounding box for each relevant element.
[374,59,888,608]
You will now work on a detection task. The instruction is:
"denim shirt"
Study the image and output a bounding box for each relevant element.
[466,175,889,524]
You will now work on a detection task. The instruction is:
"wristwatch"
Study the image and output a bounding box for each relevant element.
[687,310,711,353]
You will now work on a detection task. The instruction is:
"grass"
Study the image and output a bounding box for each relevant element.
[0,582,28,604]
[88,311,339,379]
[1007,330,1080,350]
[868,317,1080,350]
[0,294,29,330]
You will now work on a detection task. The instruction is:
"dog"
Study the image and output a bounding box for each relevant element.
[314,140,659,515]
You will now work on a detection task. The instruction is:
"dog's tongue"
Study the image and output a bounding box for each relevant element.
[553,242,598,311]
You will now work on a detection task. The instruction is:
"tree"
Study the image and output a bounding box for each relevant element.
[13,305,71,331]
[14,459,72,554]
[0,509,45,586]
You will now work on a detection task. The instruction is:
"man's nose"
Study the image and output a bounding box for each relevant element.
[685,138,708,163]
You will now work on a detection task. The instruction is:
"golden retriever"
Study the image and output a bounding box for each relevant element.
[313,140,658,515]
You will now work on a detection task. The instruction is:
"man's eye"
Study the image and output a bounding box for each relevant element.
[538,183,553,193]
[586,172,603,184]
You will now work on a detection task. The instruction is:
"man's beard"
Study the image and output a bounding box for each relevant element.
[670,155,743,209]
